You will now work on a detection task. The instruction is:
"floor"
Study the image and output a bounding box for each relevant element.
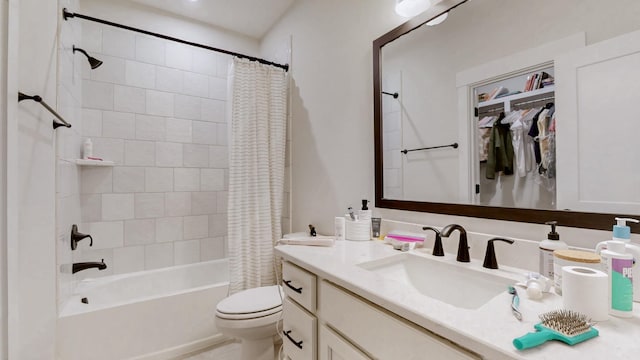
[182,340,284,360]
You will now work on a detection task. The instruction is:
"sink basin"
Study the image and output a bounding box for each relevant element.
[358,253,516,309]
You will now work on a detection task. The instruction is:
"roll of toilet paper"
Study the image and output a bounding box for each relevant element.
[562,266,608,322]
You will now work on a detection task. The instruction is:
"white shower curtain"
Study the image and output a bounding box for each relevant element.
[227,57,288,293]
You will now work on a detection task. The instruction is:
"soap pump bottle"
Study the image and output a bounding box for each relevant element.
[358,199,372,221]
[539,221,568,279]
[596,217,640,301]
[598,241,639,317]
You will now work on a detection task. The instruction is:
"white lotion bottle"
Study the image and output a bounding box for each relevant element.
[82,138,93,159]
[596,217,640,301]
[599,241,638,317]
[539,221,567,282]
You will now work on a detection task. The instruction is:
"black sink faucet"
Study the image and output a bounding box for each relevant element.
[440,224,470,262]
[72,259,107,274]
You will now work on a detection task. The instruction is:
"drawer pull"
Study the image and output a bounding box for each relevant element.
[283,330,304,349]
[283,280,303,294]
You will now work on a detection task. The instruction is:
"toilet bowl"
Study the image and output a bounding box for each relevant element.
[215,285,283,360]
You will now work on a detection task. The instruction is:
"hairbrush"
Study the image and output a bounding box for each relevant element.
[513,309,598,350]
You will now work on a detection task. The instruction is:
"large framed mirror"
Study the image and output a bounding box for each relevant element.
[373,0,640,232]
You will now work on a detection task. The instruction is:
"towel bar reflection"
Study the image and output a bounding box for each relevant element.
[401,142,458,154]
[18,92,72,129]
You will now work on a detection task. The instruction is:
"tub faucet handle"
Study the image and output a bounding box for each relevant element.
[71,224,93,250]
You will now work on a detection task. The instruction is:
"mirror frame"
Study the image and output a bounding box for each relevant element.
[372,0,639,233]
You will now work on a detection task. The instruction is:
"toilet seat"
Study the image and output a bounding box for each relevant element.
[215,285,283,321]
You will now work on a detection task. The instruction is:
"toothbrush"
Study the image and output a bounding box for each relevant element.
[508,286,522,321]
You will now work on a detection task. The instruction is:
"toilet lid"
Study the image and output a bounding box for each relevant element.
[217,285,283,315]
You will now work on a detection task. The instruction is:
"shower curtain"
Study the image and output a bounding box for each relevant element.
[227,57,288,293]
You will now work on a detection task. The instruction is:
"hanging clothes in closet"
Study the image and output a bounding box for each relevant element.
[485,112,514,179]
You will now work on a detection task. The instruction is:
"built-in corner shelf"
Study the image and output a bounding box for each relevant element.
[75,159,115,167]
[478,85,555,113]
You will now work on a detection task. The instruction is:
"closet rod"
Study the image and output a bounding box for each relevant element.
[62,8,289,71]
[511,95,555,109]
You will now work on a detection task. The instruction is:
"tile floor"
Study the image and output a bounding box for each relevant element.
[183,340,285,360]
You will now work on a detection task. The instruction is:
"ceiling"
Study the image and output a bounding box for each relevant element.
[127,0,296,39]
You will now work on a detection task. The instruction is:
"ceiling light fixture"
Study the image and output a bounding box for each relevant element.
[395,0,432,18]
[426,12,449,26]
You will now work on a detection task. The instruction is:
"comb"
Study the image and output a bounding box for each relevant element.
[513,309,599,350]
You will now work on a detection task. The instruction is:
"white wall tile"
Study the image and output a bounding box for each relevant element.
[183,215,208,240]
[81,167,113,194]
[165,42,192,71]
[83,80,114,110]
[113,167,145,193]
[209,146,228,168]
[165,192,191,216]
[145,167,173,192]
[113,246,145,274]
[174,240,200,265]
[192,49,217,76]
[156,67,183,93]
[125,60,156,89]
[174,168,200,191]
[156,142,183,167]
[216,55,231,78]
[82,221,124,250]
[174,94,201,120]
[90,55,126,84]
[192,192,217,215]
[92,138,124,164]
[192,121,217,145]
[82,109,103,137]
[102,27,135,58]
[146,90,174,116]
[155,217,183,243]
[209,213,227,237]
[201,98,225,122]
[200,169,225,191]
[135,193,165,219]
[217,191,228,213]
[135,114,166,141]
[209,76,227,100]
[124,140,155,166]
[102,111,135,139]
[145,243,174,270]
[102,194,134,221]
[200,237,225,261]
[124,219,155,245]
[80,194,102,222]
[216,124,228,146]
[135,35,165,66]
[166,118,192,143]
[114,85,146,113]
[183,72,209,97]
[184,144,209,168]
[81,21,102,54]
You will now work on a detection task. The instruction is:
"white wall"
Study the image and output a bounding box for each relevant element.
[261,0,640,252]
[0,0,7,356]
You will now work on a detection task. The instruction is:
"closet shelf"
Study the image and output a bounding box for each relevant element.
[478,85,555,109]
[75,159,115,167]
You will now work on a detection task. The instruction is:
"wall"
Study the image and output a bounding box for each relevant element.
[0,0,7,356]
[261,0,640,252]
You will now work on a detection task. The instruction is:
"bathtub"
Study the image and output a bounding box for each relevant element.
[57,259,230,360]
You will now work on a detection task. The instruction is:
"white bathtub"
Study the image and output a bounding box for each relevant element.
[57,259,230,360]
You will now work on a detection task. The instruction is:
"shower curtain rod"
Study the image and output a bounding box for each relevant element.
[62,8,289,71]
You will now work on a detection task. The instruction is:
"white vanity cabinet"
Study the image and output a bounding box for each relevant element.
[281,260,480,360]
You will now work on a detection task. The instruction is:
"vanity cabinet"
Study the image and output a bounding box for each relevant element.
[281,260,480,360]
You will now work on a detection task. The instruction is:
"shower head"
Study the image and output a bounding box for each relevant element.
[72,45,103,69]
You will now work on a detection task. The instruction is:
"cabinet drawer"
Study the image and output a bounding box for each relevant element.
[282,261,317,311]
[283,297,317,360]
[319,281,480,360]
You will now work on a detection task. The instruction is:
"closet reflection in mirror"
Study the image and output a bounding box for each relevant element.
[380,0,640,215]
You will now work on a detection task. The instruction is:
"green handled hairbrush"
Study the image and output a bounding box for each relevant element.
[513,309,598,350]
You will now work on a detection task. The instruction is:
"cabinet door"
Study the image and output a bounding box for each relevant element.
[555,29,640,213]
[319,325,371,360]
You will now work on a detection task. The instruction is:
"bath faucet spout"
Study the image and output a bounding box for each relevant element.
[72,259,107,274]
[440,224,470,262]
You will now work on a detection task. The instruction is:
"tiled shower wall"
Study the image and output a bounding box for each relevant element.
[382,71,403,199]
[75,20,230,278]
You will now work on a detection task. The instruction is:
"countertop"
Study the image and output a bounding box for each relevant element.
[275,240,640,360]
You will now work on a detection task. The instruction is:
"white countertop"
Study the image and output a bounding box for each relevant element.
[275,240,640,360]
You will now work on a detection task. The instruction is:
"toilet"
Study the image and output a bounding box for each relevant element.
[215,285,283,360]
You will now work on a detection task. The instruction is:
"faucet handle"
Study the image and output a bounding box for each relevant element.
[483,238,514,269]
[422,226,444,256]
[71,224,93,250]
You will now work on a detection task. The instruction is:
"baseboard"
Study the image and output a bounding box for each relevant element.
[129,334,233,360]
